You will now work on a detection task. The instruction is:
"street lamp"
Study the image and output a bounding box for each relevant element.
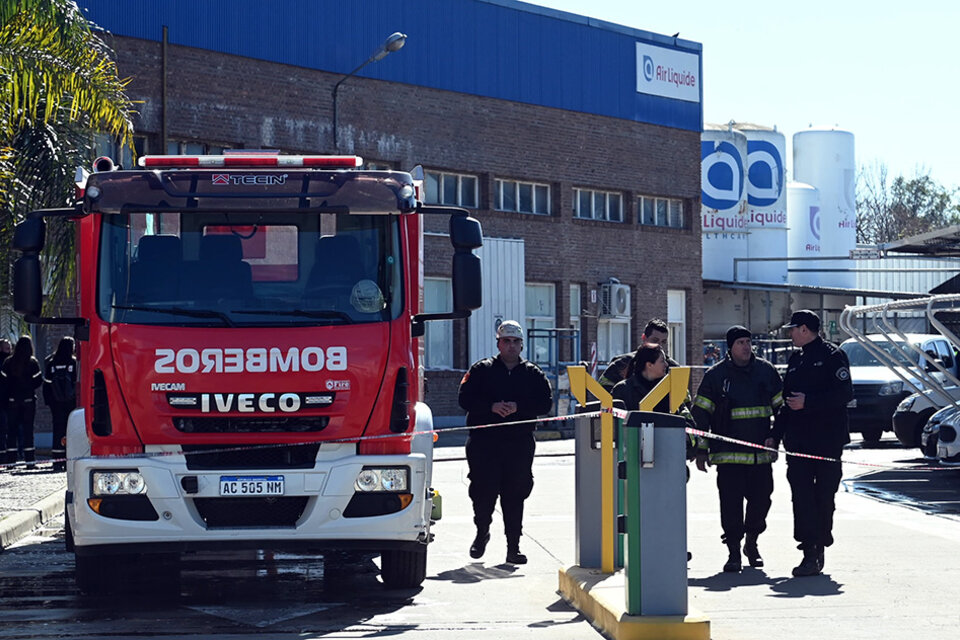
[332,31,407,152]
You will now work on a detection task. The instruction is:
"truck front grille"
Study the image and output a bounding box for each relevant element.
[182,443,320,470]
[174,416,329,433]
[193,496,309,528]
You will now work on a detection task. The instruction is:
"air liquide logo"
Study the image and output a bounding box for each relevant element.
[635,42,700,103]
[809,206,821,242]
[746,140,784,207]
[701,140,744,211]
[642,55,655,82]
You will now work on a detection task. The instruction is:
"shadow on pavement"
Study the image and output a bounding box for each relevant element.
[527,598,585,628]
[768,573,844,598]
[688,567,781,592]
[427,562,520,583]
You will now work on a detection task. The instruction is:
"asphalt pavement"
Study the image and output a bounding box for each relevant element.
[4,436,960,639]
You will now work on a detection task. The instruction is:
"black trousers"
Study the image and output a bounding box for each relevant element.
[786,456,843,549]
[466,434,535,542]
[8,402,36,464]
[715,463,773,545]
[0,408,9,465]
[50,403,72,465]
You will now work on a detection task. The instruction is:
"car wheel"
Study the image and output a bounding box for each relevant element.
[380,547,427,589]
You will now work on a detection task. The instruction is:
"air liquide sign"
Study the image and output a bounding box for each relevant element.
[636,42,700,103]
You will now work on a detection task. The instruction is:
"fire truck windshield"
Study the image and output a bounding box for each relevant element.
[97,211,403,326]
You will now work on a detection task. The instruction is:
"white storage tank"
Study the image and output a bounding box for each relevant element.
[786,181,822,287]
[702,123,748,281]
[792,127,856,288]
[734,123,788,283]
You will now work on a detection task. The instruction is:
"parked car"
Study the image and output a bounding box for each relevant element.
[839,334,959,443]
[936,407,960,466]
[922,405,957,460]
[893,386,960,450]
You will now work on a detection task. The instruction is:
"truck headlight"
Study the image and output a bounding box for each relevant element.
[879,382,904,396]
[354,467,409,492]
[92,470,147,496]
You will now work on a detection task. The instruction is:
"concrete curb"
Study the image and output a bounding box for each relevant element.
[558,566,710,640]
[0,488,65,550]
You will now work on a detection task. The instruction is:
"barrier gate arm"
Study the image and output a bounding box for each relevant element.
[568,365,616,574]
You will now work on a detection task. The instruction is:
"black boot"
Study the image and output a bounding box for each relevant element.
[792,547,821,577]
[815,544,825,572]
[743,533,763,568]
[723,543,742,573]
[506,537,527,564]
[469,529,490,559]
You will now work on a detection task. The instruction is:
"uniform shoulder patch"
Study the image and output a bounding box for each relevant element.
[836,367,850,381]
[460,372,470,385]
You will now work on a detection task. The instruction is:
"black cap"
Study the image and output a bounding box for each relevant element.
[726,325,752,348]
[783,309,821,332]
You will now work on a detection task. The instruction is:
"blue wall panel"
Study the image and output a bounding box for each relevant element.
[77,0,702,131]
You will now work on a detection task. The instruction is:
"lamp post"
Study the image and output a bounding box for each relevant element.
[332,31,407,152]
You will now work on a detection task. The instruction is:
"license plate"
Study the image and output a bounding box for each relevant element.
[219,475,284,496]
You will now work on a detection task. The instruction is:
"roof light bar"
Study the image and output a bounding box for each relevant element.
[138,155,364,168]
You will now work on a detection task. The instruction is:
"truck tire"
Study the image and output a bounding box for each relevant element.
[861,426,883,444]
[75,553,111,595]
[75,552,181,597]
[64,508,74,552]
[380,547,427,589]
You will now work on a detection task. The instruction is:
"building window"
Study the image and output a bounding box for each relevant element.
[166,140,230,156]
[424,278,453,369]
[638,195,684,228]
[424,170,478,208]
[95,133,146,169]
[496,178,550,215]
[574,188,623,222]
[667,289,687,365]
[569,284,581,335]
[525,283,555,364]
[597,319,630,362]
[367,161,392,170]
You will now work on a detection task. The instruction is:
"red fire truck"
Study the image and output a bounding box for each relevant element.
[12,153,482,594]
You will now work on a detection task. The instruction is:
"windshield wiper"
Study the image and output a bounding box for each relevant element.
[231,309,354,323]
[113,304,235,327]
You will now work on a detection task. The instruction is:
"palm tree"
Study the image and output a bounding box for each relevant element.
[0,0,135,309]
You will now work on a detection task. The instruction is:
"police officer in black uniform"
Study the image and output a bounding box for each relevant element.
[772,310,853,576]
[458,320,553,564]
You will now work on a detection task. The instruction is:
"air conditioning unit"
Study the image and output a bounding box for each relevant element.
[600,283,631,318]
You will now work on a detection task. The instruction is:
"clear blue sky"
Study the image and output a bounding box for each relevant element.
[526,0,959,189]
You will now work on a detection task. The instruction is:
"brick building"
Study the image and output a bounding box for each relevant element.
[78,0,704,422]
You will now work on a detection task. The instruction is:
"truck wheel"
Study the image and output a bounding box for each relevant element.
[75,553,111,595]
[75,553,180,597]
[861,427,883,444]
[380,547,427,589]
[64,508,74,553]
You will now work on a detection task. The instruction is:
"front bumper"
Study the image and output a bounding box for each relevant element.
[848,392,907,433]
[68,442,432,553]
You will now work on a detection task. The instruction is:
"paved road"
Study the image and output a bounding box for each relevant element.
[3,436,960,639]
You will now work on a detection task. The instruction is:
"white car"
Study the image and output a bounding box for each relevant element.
[893,386,960,450]
[840,334,959,443]
[936,407,960,466]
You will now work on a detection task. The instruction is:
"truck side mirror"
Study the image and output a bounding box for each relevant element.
[450,215,482,250]
[451,215,482,311]
[13,217,45,252]
[13,255,43,318]
[453,252,481,311]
